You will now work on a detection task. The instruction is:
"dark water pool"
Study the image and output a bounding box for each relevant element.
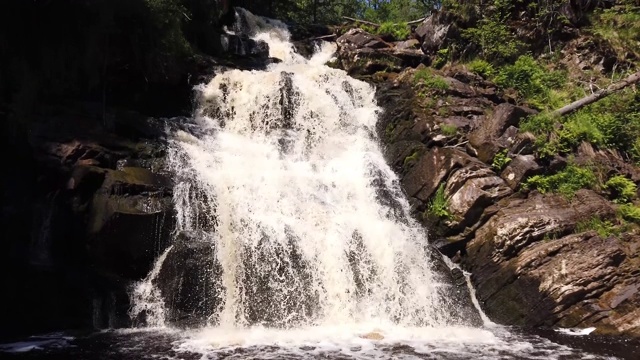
[1,326,638,360]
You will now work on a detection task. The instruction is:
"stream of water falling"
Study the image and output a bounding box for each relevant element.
[119,10,624,360]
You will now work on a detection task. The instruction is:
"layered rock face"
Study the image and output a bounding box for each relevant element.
[334,22,640,337]
[0,1,273,337]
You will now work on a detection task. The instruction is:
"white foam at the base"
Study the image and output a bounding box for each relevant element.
[556,327,597,336]
[172,324,609,360]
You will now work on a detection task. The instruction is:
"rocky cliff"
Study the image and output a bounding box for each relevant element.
[332,3,640,337]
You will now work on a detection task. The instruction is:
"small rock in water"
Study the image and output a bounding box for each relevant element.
[360,331,384,340]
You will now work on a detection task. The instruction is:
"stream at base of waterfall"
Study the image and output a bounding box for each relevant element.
[2,9,636,360]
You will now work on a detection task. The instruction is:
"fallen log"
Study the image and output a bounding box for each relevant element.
[551,71,640,117]
[341,16,427,27]
[342,16,379,27]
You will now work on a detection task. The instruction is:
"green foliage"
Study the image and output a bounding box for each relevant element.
[467,59,495,79]
[520,113,558,135]
[462,18,526,63]
[385,122,396,140]
[617,203,640,224]
[575,217,619,238]
[494,55,567,110]
[440,123,458,136]
[427,184,452,220]
[433,48,451,69]
[403,150,420,167]
[523,164,597,198]
[592,2,640,59]
[524,90,640,161]
[605,175,638,204]
[362,0,435,23]
[144,0,193,67]
[413,69,449,92]
[375,22,410,40]
[492,149,512,171]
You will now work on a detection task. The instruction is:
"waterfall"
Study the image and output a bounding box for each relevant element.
[132,9,472,331]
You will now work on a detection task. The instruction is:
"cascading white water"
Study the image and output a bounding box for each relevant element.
[156,15,467,331]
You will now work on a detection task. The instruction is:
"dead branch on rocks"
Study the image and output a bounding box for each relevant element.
[551,70,640,118]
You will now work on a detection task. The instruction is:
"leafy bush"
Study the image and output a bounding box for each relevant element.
[520,113,557,135]
[495,55,567,110]
[524,90,640,162]
[575,217,619,238]
[427,184,452,220]
[433,48,450,69]
[375,22,410,40]
[605,175,638,204]
[492,149,512,171]
[467,59,495,79]
[617,203,640,224]
[413,69,449,91]
[523,164,597,198]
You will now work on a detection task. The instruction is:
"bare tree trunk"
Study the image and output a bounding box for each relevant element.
[551,71,640,117]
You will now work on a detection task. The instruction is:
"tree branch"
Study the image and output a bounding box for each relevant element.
[551,71,640,118]
[342,16,380,27]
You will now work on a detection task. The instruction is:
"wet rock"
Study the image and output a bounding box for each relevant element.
[156,232,221,327]
[221,33,269,58]
[500,154,542,190]
[426,249,484,327]
[468,103,537,163]
[444,163,512,231]
[402,147,477,203]
[87,166,174,280]
[471,229,639,337]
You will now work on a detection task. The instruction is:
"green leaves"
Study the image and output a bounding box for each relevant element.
[427,184,452,220]
[523,164,597,198]
[494,55,567,110]
[605,175,638,204]
[491,150,512,172]
[462,19,525,64]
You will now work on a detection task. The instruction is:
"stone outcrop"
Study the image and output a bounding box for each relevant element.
[463,190,639,336]
[1,109,177,337]
[415,11,460,56]
[335,29,428,75]
[367,39,640,337]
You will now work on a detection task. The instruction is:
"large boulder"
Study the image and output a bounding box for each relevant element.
[462,190,640,336]
[415,11,460,55]
[444,163,512,231]
[336,29,427,75]
[156,232,221,327]
[468,103,536,163]
[500,154,542,190]
[402,147,477,203]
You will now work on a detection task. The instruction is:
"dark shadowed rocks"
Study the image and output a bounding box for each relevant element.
[415,11,460,56]
[468,103,537,163]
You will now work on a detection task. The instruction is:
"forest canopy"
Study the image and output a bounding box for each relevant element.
[236,0,439,24]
